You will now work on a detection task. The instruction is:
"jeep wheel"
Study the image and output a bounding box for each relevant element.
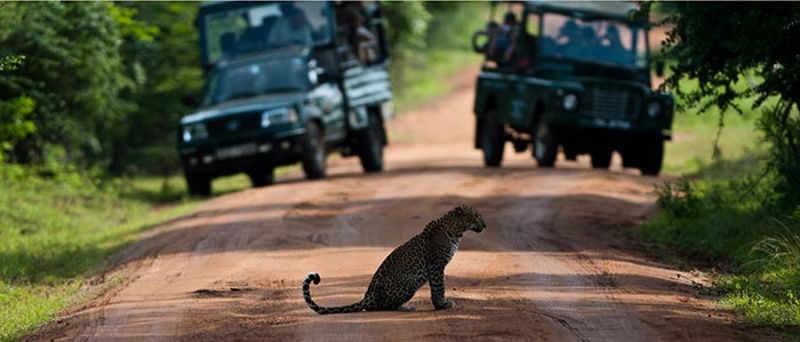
[590,148,612,169]
[533,117,558,167]
[185,172,211,197]
[481,109,505,167]
[247,167,275,187]
[639,139,664,176]
[301,121,326,179]
[357,113,384,173]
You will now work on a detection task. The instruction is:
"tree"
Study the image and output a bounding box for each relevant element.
[0,2,131,165]
[110,2,202,174]
[381,2,430,84]
[663,3,800,196]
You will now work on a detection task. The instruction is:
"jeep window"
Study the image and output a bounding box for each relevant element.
[540,13,647,69]
[203,58,307,105]
[203,2,332,64]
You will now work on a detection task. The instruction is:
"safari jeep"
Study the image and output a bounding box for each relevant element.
[471,1,673,175]
[178,1,393,196]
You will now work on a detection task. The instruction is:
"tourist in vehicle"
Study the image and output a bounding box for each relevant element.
[267,3,313,48]
[475,21,500,59]
[343,6,376,62]
[557,19,582,58]
[487,12,519,64]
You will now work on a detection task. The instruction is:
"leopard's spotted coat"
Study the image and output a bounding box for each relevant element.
[302,205,486,314]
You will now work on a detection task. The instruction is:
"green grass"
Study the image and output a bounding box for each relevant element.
[639,90,800,334]
[0,168,219,341]
[663,109,763,174]
[639,171,800,333]
[0,160,302,341]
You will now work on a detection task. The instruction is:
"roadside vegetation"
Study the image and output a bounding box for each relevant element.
[640,3,800,335]
[389,2,487,112]
[0,2,487,340]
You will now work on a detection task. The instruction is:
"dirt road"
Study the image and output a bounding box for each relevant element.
[36,68,772,341]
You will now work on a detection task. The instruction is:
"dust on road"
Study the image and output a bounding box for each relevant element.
[35,68,773,341]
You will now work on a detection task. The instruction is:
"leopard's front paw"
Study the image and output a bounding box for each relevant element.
[435,300,454,310]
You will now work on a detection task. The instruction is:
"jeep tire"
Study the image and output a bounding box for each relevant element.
[639,139,664,176]
[481,109,505,167]
[185,172,211,197]
[301,121,326,179]
[533,117,558,167]
[357,113,384,173]
[247,167,275,187]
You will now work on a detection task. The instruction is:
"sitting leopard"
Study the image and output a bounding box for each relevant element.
[302,205,486,314]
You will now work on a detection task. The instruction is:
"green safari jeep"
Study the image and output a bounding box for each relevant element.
[179,1,393,196]
[472,1,673,175]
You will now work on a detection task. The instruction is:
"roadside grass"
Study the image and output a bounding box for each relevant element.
[0,166,237,341]
[640,79,800,334]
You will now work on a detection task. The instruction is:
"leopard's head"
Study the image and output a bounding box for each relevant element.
[452,205,486,234]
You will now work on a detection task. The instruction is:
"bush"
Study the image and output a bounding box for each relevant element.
[643,169,800,331]
[758,102,800,201]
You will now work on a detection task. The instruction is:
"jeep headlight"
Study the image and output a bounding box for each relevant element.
[562,94,578,111]
[182,122,208,142]
[646,102,661,118]
[261,107,299,127]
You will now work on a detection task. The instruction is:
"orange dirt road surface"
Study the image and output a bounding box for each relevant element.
[32,68,775,341]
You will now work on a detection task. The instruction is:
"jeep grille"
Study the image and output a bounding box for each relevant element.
[584,85,641,120]
[206,111,261,138]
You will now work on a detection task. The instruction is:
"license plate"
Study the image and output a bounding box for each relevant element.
[215,143,257,160]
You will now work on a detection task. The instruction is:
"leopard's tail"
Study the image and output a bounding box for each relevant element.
[303,272,366,314]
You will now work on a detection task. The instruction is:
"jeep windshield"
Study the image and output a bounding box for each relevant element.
[202,2,332,65]
[540,13,647,69]
[203,58,308,106]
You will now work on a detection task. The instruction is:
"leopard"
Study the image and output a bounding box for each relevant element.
[302,205,486,314]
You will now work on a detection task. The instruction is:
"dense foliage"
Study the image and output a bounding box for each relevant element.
[0,2,201,174]
[662,3,800,198]
[0,2,131,166]
[649,3,800,331]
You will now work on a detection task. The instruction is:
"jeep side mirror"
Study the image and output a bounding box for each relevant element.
[655,61,665,77]
[182,95,199,108]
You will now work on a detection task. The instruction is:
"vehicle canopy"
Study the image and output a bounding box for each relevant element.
[483,1,650,72]
[197,1,335,69]
[196,1,389,73]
